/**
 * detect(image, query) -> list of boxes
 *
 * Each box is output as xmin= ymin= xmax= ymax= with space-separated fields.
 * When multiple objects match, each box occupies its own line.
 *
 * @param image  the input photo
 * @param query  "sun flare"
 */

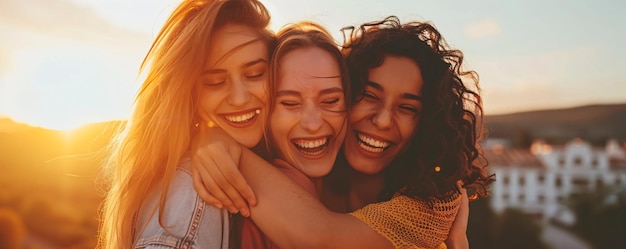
xmin=2 ymin=113 xmax=92 ymax=132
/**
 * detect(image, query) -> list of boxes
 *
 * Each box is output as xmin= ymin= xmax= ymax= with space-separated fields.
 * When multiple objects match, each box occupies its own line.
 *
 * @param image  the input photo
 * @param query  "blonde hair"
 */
xmin=97 ymin=0 xmax=273 ymax=248
xmin=264 ymin=22 xmax=351 ymax=154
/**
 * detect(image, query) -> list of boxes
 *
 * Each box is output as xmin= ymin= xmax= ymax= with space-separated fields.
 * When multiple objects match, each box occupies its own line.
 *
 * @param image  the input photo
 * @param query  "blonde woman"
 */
xmin=97 ymin=0 xmax=275 ymax=248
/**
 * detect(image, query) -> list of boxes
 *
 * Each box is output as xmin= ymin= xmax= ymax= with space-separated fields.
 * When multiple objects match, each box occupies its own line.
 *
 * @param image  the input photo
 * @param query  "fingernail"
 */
xmin=241 ymin=209 xmax=250 ymax=217
xmin=215 ymin=203 xmax=223 ymax=209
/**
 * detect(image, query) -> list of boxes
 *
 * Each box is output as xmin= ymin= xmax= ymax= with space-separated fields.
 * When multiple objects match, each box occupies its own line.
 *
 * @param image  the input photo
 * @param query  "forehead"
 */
xmin=368 ymin=55 xmax=423 ymax=95
xmin=279 ymin=47 xmax=342 ymax=89
xmin=207 ymin=23 xmax=264 ymax=66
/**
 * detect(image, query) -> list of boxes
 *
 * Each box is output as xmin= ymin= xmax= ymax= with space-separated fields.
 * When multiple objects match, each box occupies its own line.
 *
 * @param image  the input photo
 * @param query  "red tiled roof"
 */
xmin=484 ymin=148 xmax=545 ymax=169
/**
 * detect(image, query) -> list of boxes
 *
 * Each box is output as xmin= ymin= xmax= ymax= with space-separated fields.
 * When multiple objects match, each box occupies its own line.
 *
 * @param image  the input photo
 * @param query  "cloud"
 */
xmin=475 ymin=45 xmax=626 ymax=114
xmin=0 ymin=50 xmax=9 ymax=76
xmin=0 ymin=0 xmax=154 ymax=128
xmin=465 ymin=19 xmax=501 ymax=39
xmin=0 ymin=0 xmax=150 ymax=53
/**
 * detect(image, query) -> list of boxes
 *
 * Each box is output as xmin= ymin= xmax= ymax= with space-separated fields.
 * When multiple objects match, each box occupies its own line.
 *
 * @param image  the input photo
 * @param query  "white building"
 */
xmin=486 ymin=138 xmax=626 ymax=224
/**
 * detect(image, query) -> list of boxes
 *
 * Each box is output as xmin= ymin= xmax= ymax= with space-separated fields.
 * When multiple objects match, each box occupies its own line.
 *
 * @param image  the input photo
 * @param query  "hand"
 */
xmin=445 ymin=187 xmax=469 ymax=249
xmin=190 ymin=123 xmax=257 ymax=217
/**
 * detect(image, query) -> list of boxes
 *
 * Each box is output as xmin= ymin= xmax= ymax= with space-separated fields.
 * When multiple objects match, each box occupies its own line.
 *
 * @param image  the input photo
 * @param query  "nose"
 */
xmin=300 ymin=102 xmax=323 ymax=133
xmin=227 ymin=77 xmax=250 ymax=106
xmin=372 ymin=108 xmax=393 ymax=130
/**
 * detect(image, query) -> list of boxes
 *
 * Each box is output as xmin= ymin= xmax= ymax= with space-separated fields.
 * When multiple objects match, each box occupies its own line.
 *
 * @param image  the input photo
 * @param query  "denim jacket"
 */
xmin=134 ymin=157 xmax=230 ymax=249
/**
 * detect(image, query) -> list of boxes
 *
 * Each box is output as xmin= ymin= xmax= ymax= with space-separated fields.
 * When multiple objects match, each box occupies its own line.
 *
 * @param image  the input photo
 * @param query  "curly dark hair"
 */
xmin=341 ymin=16 xmax=494 ymax=201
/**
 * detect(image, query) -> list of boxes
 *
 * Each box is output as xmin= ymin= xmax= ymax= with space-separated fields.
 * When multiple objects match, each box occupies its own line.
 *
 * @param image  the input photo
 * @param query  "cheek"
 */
xmin=250 ymin=82 xmax=269 ymax=104
xmin=400 ymin=119 xmax=419 ymax=144
xmin=198 ymin=92 xmax=219 ymax=116
xmin=270 ymin=112 xmax=292 ymax=152
xmin=327 ymin=114 xmax=347 ymax=133
xmin=348 ymin=103 xmax=370 ymax=123
xmin=270 ymin=109 xmax=295 ymax=133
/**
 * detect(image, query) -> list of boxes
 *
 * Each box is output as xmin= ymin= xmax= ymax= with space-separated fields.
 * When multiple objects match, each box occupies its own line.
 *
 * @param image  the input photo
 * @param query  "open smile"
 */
xmin=220 ymin=109 xmax=260 ymax=127
xmin=292 ymin=136 xmax=330 ymax=157
xmin=355 ymin=131 xmax=391 ymax=153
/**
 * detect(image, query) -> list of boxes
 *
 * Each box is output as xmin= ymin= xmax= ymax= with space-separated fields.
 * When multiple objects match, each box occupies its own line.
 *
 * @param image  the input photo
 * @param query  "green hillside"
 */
xmin=485 ymin=103 xmax=626 ymax=147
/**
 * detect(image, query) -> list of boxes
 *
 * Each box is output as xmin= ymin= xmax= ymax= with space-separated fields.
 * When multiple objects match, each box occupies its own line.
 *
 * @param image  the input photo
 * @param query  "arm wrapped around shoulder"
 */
xmin=349 ymin=192 xmax=461 ymax=249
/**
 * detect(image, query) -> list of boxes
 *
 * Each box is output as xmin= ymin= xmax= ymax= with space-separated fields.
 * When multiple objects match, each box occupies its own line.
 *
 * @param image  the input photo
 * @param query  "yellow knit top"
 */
xmin=349 ymin=192 xmax=461 ymax=249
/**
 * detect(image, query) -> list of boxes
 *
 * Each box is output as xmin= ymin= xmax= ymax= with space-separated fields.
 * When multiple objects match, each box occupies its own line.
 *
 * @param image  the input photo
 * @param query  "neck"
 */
xmin=347 ymin=168 xmax=385 ymax=211
xmin=311 ymin=176 xmax=324 ymax=195
xmin=251 ymin=141 xmax=269 ymax=159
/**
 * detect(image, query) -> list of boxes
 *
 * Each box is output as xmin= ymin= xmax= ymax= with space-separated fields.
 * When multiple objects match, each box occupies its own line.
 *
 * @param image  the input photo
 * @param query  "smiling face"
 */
xmin=344 ymin=55 xmax=424 ymax=174
xmin=270 ymin=47 xmax=347 ymax=178
xmin=198 ymin=23 xmax=269 ymax=148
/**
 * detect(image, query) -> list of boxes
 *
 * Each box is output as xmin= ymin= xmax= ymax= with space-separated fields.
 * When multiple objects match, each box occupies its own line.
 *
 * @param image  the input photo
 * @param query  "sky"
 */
xmin=1 ymin=0 xmax=625 ymax=130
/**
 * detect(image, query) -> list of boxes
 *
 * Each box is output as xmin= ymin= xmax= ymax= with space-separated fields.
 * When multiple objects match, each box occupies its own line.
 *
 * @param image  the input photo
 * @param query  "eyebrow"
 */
xmin=276 ymin=87 xmax=344 ymax=97
xmin=203 ymin=59 xmax=268 ymax=75
xmin=365 ymin=81 xmax=422 ymax=101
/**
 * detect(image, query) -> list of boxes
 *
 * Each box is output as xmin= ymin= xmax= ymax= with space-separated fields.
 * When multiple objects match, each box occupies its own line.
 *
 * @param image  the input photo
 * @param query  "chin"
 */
xmin=345 ymin=156 xmax=383 ymax=175
xmin=233 ymin=134 xmax=262 ymax=148
xmin=353 ymin=165 xmax=384 ymax=175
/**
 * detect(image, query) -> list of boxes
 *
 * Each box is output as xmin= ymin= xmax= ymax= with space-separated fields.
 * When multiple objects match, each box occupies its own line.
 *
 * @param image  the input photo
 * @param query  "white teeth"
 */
xmin=360 ymin=143 xmax=384 ymax=153
xmin=224 ymin=110 xmax=258 ymax=123
xmin=358 ymin=133 xmax=389 ymax=149
xmin=294 ymin=138 xmax=328 ymax=148
xmin=357 ymin=133 xmax=390 ymax=154
xmin=293 ymin=137 xmax=329 ymax=156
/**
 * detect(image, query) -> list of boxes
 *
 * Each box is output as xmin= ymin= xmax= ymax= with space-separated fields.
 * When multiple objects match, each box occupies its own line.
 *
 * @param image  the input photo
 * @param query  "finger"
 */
xmin=204 ymin=155 xmax=248 ymax=215
xmin=194 ymin=153 xmax=239 ymax=213
xmin=192 ymin=166 xmax=223 ymax=208
xmin=454 ymin=188 xmax=470 ymax=229
xmin=445 ymin=188 xmax=470 ymax=249
xmin=213 ymin=155 xmax=253 ymax=216
xmin=226 ymin=144 xmax=257 ymax=207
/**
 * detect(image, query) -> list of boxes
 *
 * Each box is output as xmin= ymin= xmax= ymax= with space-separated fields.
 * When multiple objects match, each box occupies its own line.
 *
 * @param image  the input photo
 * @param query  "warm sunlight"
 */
xmin=2 ymin=0 xmax=625 ymax=131
xmin=6 ymin=112 xmax=98 ymax=132
xmin=2 ymin=1 xmax=625 ymax=249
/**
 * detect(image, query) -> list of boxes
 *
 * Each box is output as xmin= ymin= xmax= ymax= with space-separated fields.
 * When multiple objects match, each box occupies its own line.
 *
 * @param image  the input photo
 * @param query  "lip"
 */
xmin=218 ymin=108 xmax=261 ymax=128
xmin=291 ymin=135 xmax=331 ymax=159
xmin=352 ymin=130 xmax=394 ymax=159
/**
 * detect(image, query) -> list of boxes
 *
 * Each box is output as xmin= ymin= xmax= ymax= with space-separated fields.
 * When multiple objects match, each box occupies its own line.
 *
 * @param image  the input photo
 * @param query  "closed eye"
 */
xmin=362 ymin=91 xmax=378 ymax=100
xmin=246 ymin=70 xmax=266 ymax=79
xmin=400 ymin=106 xmax=419 ymax=113
xmin=202 ymin=79 xmax=226 ymax=86
xmin=400 ymin=105 xmax=421 ymax=117
xmin=280 ymin=101 xmax=300 ymax=107
xmin=322 ymin=98 xmax=340 ymax=105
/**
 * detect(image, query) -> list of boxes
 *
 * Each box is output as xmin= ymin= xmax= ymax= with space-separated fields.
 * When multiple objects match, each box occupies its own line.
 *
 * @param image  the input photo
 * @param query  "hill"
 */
xmin=0 ymin=117 xmax=38 ymax=133
xmin=0 ymin=118 xmax=124 ymax=248
xmin=0 ymin=103 xmax=624 ymax=247
xmin=485 ymin=103 xmax=626 ymax=147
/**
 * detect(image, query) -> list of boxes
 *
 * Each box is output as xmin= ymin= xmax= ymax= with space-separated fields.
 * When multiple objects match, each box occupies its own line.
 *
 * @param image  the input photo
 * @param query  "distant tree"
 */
xmin=0 ymin=207 xmax=26 ymax=249
xmin=468 ymin=198 xmax=550 ymax=249
xmin=468 ymin=197 xmax=496 ymax=249
xmin=569 ymin=187 xmax=626 ymax=249
xmin=494 ymin=208 xmax=549 ymax=249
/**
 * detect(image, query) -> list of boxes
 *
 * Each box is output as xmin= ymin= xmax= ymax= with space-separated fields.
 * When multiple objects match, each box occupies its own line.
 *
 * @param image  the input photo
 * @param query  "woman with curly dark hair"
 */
xmin=191 ymin=16 xmax=493 ymax=249
xmin=337 ymin=16 xmax=491 ymax=202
